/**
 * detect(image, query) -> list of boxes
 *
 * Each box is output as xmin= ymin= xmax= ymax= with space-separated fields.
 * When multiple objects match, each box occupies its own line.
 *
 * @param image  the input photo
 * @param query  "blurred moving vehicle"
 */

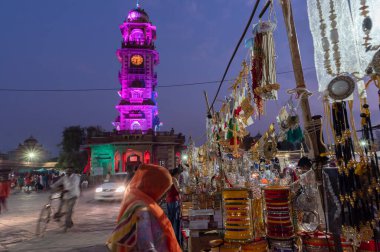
xmin=94 ymin=172 xmax=128 ymax=201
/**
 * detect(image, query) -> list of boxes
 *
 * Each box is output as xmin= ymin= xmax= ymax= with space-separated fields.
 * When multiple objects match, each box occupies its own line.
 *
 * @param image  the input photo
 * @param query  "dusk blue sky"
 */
xmin=0 ymin=1 xmax=378 ymax=157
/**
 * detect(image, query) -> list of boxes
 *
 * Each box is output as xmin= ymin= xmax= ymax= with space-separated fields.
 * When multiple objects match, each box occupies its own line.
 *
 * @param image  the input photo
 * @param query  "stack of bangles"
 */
xmin=263 ymin=186 xmax=294 ymax=240
xmin=222 ymin=189 xmax=253 ymax=243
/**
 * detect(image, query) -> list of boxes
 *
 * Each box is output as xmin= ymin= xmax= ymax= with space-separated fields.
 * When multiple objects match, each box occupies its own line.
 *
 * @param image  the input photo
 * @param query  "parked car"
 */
xmin=94 ymin=172 xmax=128 ymax=201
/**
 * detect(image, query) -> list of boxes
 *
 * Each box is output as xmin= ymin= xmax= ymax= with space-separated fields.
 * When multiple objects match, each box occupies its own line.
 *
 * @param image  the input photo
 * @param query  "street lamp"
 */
xmin=27 ymin=151 xmax=36 ymax=163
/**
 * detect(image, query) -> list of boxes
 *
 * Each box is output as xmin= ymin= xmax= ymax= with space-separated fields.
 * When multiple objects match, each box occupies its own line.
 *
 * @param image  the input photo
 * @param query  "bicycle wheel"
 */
xmin=36 ymin=205 xmax=51 ymax=236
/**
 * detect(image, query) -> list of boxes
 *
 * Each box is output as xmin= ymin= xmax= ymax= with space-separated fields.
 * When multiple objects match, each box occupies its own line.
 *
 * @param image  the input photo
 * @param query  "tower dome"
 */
xmin=24 ymin=136 xmax=38 ymax=145
xmin=127 ymin=6 xmax=149 ymax=23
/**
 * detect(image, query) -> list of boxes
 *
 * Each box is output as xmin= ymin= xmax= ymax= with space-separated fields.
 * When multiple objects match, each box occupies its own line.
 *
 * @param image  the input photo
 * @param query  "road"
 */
xmin=0 ymin=188 xmax=121 ymax=252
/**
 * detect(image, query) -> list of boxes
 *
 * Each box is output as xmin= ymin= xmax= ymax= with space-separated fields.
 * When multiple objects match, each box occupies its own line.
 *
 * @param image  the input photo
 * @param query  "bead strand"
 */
xmin=329 ymin=0 xmax=341 ymax=74
xmin=316 ymin=0 xmax=332 ymax=75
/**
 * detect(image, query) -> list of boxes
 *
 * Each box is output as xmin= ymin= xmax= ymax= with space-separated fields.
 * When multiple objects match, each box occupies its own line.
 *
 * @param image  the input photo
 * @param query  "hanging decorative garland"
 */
xmin=250 ymin=18 xmax=279 ymax=117
xmin=251 ymin=31 xmax=264 ymax=116
xmin=316 ymin=0 xmax=332 ymax=75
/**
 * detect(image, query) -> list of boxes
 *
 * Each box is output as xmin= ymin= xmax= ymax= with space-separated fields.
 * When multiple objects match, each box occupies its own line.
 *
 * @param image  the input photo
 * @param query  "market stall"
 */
xmin=177 ymin=0 xmax=380 ymax=251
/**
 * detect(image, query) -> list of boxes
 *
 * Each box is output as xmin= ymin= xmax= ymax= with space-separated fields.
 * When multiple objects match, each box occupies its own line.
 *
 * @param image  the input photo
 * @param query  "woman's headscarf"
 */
xmin=108 ymin=164 xmax=182 ymax=252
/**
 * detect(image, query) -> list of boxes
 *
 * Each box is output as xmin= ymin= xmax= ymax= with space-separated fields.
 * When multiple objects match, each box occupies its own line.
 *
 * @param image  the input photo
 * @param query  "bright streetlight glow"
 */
xmin=182 ymin=154 xmax=188 ymax=161
xmin=25 ymin=151 xmax=38 ymax=163
xmin=359 ymin=140 xmax=367 ymax=147
xmin=27 ymin=152 xmax=36 ymax=159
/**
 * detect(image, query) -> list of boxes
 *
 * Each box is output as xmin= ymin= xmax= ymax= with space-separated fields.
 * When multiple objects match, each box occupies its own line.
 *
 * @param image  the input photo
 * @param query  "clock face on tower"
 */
xmin=130 ymin=55 xmax=144 ymax=66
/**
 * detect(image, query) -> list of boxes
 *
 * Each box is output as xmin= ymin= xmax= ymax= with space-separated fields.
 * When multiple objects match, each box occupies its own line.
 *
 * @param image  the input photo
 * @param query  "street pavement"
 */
xmin=0 ymin=188 xmax=121 ymax=252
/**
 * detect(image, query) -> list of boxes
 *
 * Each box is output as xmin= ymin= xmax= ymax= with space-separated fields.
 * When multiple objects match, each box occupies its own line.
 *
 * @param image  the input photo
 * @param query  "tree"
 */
xmin=57 ymin=125 xmax=105 ymax=173
xmin=60 ymin=126 xmax=84 ymax=153
xmin=86 ymin=126 xmax=105 ymax=138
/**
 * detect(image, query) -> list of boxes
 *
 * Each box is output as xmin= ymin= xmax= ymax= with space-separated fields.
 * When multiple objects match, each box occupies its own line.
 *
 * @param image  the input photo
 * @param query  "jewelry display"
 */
xmin=178 ymin=1 xmax=380 ymax=249
xmin=330 ymin=102 xmax=364 ymax=241
xmin=222 ymin=188 xmax=253 ymax=243
xmin=261 ymin=124 xmax=278 ymax=161
xmin=277 ymin=96 xmax=304 ymax=145
xmin=328 ymin=0 xmax=341 ymax=75
xmin=360 ymin=0 xmax=372 ymax=51
xmin=365 ymin=50 xmax=380 ymax=110
xmin=316 ymin=0 xmax=332 ymax=75
xmin=263 ymin=186 xmax=294 ymax=240
xmin=359 ymin=0 xmax=380 ymax=53
xmin=327 ymin=75 xmax=355 ymax=101
xmin=250 ymin=18 xmax=279 ymax=117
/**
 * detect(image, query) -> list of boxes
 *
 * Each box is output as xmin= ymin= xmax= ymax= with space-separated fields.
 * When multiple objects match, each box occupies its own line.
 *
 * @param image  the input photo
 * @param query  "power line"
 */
xmin=207 ymin=0 xmax=261 ymax=115
xmin=0 ymin=88 xmax=115 ymax=92
xmin=0 ymin=66 xmax=315 ymax=92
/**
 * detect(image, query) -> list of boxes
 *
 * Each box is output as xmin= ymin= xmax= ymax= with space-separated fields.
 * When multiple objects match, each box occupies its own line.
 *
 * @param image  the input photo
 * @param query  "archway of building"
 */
xmin=114 ymin=151 xmax=121 ymax=173
xmin=126 ymin=153 xmax=141 ymax=178
xmin=131 ymin=121 xmax=142 ymax=131
xmin=122 ymin=150 xmax=142 ymax=174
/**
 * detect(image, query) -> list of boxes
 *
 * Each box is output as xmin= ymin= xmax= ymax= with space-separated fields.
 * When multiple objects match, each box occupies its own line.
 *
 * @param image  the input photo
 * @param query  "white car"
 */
xmin=94 ymin=172 xmax=129 ymax=201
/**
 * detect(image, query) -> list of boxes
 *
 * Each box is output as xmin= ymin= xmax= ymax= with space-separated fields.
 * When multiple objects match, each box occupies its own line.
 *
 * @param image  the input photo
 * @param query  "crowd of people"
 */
xmin=11 ymin=172 xmax=63 ymax=192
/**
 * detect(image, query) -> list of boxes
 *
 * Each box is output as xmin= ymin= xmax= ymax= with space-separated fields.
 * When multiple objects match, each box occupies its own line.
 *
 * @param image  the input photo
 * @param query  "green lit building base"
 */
xmin=84 ymin=131 xmax=185 ymax=176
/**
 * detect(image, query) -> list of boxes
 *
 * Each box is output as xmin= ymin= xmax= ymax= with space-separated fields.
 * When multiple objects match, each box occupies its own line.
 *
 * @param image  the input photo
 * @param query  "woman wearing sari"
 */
xmin=107 ymin=164 xmax=182 ymax=252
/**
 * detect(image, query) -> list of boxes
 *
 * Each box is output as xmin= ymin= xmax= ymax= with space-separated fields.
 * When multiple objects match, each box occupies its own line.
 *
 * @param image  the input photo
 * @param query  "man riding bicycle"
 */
xmin=50 ymin=168 xmax=80 ymax=230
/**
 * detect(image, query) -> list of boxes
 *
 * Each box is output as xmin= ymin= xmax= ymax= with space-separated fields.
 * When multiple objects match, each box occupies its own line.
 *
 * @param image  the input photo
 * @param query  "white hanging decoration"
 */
xmin=306 ymin=0 xmax=361 ymax=97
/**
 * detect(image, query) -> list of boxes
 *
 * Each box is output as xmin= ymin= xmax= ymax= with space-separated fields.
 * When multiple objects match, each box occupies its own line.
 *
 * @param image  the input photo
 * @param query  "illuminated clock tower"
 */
xmin=113 ymin=3 xmax=160 ymax=132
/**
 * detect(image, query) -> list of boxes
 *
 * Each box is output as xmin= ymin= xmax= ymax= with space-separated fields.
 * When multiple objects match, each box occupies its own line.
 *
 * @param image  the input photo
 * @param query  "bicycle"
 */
xmin=35 ymin=192 xmax=63 ymax=236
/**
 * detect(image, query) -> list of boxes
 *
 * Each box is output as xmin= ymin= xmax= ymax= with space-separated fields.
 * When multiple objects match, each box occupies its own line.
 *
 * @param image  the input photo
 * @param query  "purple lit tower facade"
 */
xmin=113 ymin=5 xmax=160 ymax=132
xmin=83 ymin=4 xmax=185 ymax=176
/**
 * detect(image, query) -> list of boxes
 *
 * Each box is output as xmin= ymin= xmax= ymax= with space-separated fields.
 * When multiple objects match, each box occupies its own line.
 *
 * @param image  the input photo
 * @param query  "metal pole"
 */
xmin=279 ymin=0 xmax=325 ymax=161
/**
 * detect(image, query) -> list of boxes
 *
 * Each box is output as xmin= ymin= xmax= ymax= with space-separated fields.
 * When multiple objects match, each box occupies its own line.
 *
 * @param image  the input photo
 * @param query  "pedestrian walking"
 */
xmin=166 ymin=168 xmax=182 ymax=245
xmin=0 ymin=178 xmax=10 ymax=213
xmin=39 ymin=174 xmax=44 ymax=191
xmin=24 ymin=175 xmax=32 ymax=192
xmin=50 ymin=168 xmax=80 ymax=230
xmin=34 ymin=175 xmax=40 ymax=192
xmin=17 ymin=176 xmax=24 ymax=190
xmin=107 ymin=164 xmax=181 ymax=252
xmin=43 ymin=174 xmax=49 ymax=190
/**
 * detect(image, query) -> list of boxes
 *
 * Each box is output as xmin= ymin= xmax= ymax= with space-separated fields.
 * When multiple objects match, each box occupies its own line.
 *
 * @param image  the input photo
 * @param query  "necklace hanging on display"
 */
xmin=362 ymin=17 xmax=372 ymax=34
xmin=365 ymin=50 xmax=380 ymax=110
xmin=367 ymin=49 xmax=380 ymax=75
xmin=327 ymin=75 xmax=355 ymax=100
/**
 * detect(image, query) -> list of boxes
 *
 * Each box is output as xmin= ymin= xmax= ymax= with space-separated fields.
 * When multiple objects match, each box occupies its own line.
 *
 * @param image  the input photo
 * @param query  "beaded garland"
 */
xmin=328 ymin=0 xmax=341 ymax=75
xmin=316 ymin=0 xmax=333 ymax=75
xmin=360 ymin=0 xmax=380 ymax=52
